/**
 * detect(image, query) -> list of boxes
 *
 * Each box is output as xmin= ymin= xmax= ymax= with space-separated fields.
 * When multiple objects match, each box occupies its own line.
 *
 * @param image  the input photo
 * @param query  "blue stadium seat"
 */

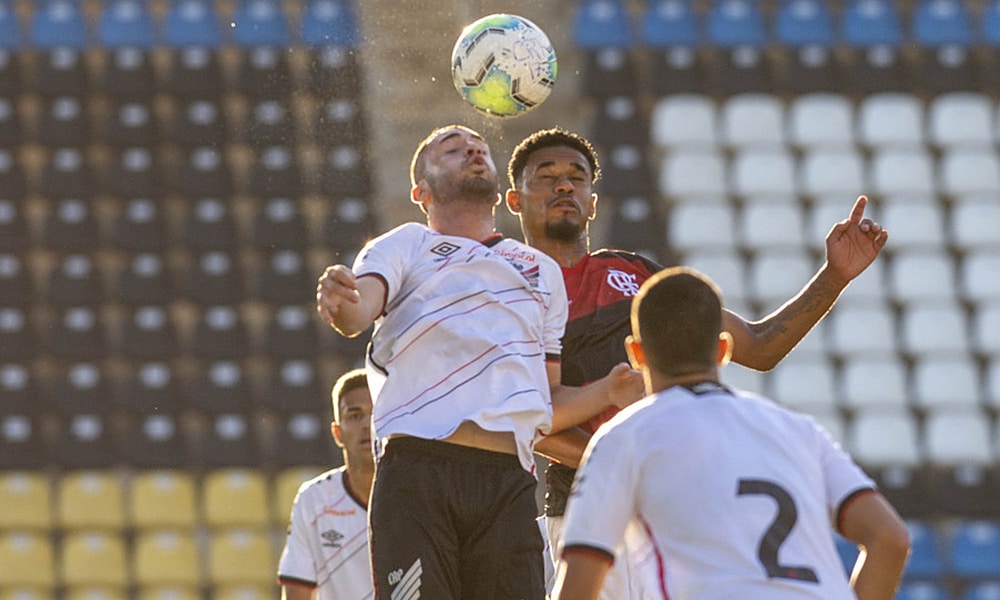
xmin=706 ymin=0 xmax=772 ymax=94
xmin=640 ymin=0 xmax=707 ymax=95
xmin=573 ymin=0 xmax=632 ymax=49
xmin=31 ymin=0 xmax=89 ymax=49
xmin=963 ymin=581 xmax=1000 ymax=600
xmin=774 ymin=0 xmax=841 ymax=93
xmin=840 ymin=0 xmax=908 ymax=93
xmin=163 ymin=0 xmax=223 ymax=48
xmin=232 ymin=0 xmax=293 ymax=97
xmin=99 ymin=0 xmax=156 ymax=48
xmin=232 ymin=0 xmax=290 ymax=47
xmin=949 ymin=521 xmax=1000 ymax=580
xmin=896 ymin=581 xmax=950 ymax=600
xmin=833 ymin=533 xmax=859 ymax=575
xmin=912 ymin=0 xmax=978 ymax=92
xmin=905 ymin=520 xmax=946 ymax=581
xmin=0 ymin=1 xmax=21 ymax=97
xmin=301 ymin=0 xmax=360 ymax=48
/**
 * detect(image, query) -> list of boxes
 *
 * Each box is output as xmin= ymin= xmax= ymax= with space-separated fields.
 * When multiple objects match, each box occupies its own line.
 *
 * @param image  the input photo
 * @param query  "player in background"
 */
xmin=315 ymin=125 xmax=642 ymax=600
xmin=277 ymin=369 xmax=375 ymax=600
xmin=553 ymin=267 xmax=910 ymax=600
xmin=504 ymin=128 xmax=890 ymax=599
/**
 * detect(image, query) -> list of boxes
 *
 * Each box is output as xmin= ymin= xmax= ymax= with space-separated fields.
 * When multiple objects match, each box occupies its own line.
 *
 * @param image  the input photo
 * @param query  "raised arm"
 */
xmin=839 ymin=491 xmax=911 ymax=600
xmin=726 ymin=195 xmax=889 ymax=370
xmin=316 ymin=264 xmax=386 ymax=337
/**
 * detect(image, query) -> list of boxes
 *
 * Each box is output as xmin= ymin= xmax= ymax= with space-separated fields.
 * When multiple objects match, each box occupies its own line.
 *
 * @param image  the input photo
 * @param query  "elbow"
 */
xmin=862 ymin=521 xmax=912 ymax=565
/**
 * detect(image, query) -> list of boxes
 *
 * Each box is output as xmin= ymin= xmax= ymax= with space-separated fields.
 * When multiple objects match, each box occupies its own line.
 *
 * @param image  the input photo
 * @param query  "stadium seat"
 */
xmin=650 ymin=94 xmax=718 ymax=150
xmin=31 ymin=0 xmax=90 ymax=97
xmin=950 ymin=194 xmax=1000 ymax=251
xmin=887 ymin=250 xmax=956 ymax=304
xmin=746 ymin=251 xmax=815 ymax=307
xmin=172 ymin=98 xmax=228 ymax=147
xmin=0 ymin=361 xmax=39 ymax=415
xmin=306 ymin=45 xmax=362 ymax=99
xmin=961 ymin=251 xmax=1000 ymax=303
xmin=174 ymin=147 xmax=234 ymax=198
xmin=840 ymin=355 xmax=909 ymax=410
xmin=313 ymin=96 xmax=368 ymax=147
xmin=0 ymin=96 xmax=21 ymax=146
xmin=98 ymin=0 xmax=157 ymax=98
xmin=133 ymin=530 xmax=201 ymax=588
xmin=56 ymin=470 xmax=126 ymax=530
xmin=318 ymin=143 xmax=373 ymax=198
xmin=117 ymin=253 xmax=175 ymax=305
xmin=59 ymin=531 xmax=128 ymax=588
xmin=42 ymin=198 xmax=100 ymax=252
xmin=737 ymin=202 xmax=806 ymax=250
xmin=41 ymin=148 xmax=96 ymax=202
xmin=322 ymin=196 xmax=379 ymax=254
xmin=597 ymin=143 xmax=655 ymax=197
xmin=135 ymin=586 xmax=201 ymax=600
xmin=302 ymin=0 xmax=360 ymax=48
xmin=0 ymin=0 xmax=22 ymax=94
xmin=910 ymin=355 xmax=981 ymax=410
xmin=246 ymin=145 xmax=304 ymax=199
xmin=774 ymin=0 xmax=841 ymax=93
xmin=846 ymin=406 xmax=922 ymax=467
xmin=719 ymin=94 xmax=786 ymax=149
xmin=0 ymin=149 xmax=27 ymax=202
xmin=272 ymin=466 xmax=327 ymax=525
xmin=658 ymin=149 xmax=728 ymax=198
xmin=679 ymin=249 xmax=747 ymax=305
xmin=641 ymin=0 xmax=706 ymax=95
xmin=963 ymin=581 xmax=1000 ymax=600
xmin=214 ymin=585 xmax=273 ymax=600
xmin=251 ymin=197 xmax=309 ymax=250
xmin=185 ymin=360 xmax=254 ymax=414
xmin=106 ymin=147 xmax=162 ymax=199
xmin=869 ymin=148 xmax=936 ymax=197
xmin=798 ymin=148 xmax=867 ymax=198
xmin=667 ymin=202 xmax=737 ymax=252
xmin=47 ymin=306 xmax=109 ymax=361
xmin=939 ymin=148 xmax=1000 ymax=197
xmin=0 ymin=253 xmax=35 ymax=306
xmin=948 ymin=520 xmax=1000 ymax=579
xmin=0 ymin=532 xmax=55 ymax=588
xmin=104 ymin=100 xmax=159 ymax=148
xmin=47 ymin=254 xmax=104 ymax=306
xmin=63 ymin=588 xmax=127 ymax=600
xmin=924 ymin=407 xmax=998 ymax=516
xmin=47 ymin=362 xmax=113 ymax=416
xmin=110 ymin=198 xmax=169 ymax=252
xmin=180 ymin=197 xmax=238 ymax=251
xmin=767 ymin=354 xmax=837 ymax=412
xmin=720 ymin=363 xmax=766 ymax=395
xmin=197 ymin=412 xmax=261 ymax=468
xmin=36 ymin=95 xmax=89 ymax=148
xmin=183 ymin=252 xmax=245 ymax=305
xmin=118 ymin=361 xmax=184 ymax=415
xmin=272 ymin=411 xmax=339 ymax=467
xmin=900 ymin=301 xmax=971 ymax=356
xmin=243 ymin=97 xmax=296 ymax=147
xmin=706 ymin=0 xmax=773 ymax=94
xmin=0 ymin=199 xmax=30 ymax=251
xmin=202 ymin=469 xmax=269 ymax=529
xmin=253 ymin=250 xmax=312 ymax=305
xmin=53 ymin=412 xmax=118 ymax=469
xmin=605 ymin=196 xmax=668 ymax=262
xmin=121 ymin=412 xmax=189 ymax=469
xmin=0 ymin=307 xmax=35 ymax=361
xmin=904 ymin=520 xmax=946 ymax=581
xmin=730 ymin=148 xmax=797 ymax=198
xmin=189 ymin=305 xmax=252 ymax=359
xmin=912 ymin=0 xmax=979 ymax=94
xmin=259 ymin=358 xmax=325 ymax=413
xmin=0 ymin=414 xmax=48 ymax=469
xmin=833 ymin=533 xmax=859 ymax=575
xmin=129 ymin=470 xmax=198 ymax=530
xmin=840 ymin=0 xmax=908 ymax=93
xmin=895 ymin=581 xmax=949 ymax=600
xmin=826 ymin=303 xmax=896 ymax=357
xmin=263 ymin=304 xmax=320 ymax=358
xmin=231 ymin=0 xmax=293 ymax=96
xmin=0 ymin=471 xmax=52 ymax=530
xmin=857 ymin=93 xmax=925 ymax=149
xmin=927 ymin=93 xmax=994 ymax=149
xmin=880 ymin=199 xmax=947 ymax=250
xmin=163 ymin=0 xmax=224 ymax=96
xmin=973 ymin=302 xmax=1000 ymax=357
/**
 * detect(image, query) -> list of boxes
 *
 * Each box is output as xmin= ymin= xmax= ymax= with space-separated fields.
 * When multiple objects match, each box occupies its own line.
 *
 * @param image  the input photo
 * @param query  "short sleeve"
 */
xmin=543 ymin=261 xmax=568 ymax=358
xmin=276 ymin=484 xmax=318 ymax=587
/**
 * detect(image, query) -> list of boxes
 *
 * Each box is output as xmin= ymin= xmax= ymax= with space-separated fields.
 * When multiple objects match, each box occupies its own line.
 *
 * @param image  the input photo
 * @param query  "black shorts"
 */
xmin=369 ymin=437 xmax=545 ymax=600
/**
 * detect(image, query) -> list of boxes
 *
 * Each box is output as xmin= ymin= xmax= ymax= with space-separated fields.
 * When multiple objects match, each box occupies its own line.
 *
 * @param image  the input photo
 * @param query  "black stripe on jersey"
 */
xmin=561 ymin=543 xmax=615 ymax=565
xmin=278 ymin=575 xmax=318 ymax=589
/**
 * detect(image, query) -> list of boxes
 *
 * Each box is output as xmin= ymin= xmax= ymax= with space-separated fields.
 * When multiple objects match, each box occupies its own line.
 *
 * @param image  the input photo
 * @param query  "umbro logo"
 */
xmin=431 ymin=241 xmax=460 ymax=257
xmin=321 ymin=529 xmax=344 ymax=548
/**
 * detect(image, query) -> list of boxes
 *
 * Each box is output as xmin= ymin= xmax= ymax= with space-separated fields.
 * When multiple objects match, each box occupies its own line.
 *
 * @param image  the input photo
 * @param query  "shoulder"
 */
xmin=493 ymin=238 xmax=564 ymax=274
xmin=297 ymin=467 xmax=345 ymax=497
xmin=589 ymin=249 xmax=663 ymax=273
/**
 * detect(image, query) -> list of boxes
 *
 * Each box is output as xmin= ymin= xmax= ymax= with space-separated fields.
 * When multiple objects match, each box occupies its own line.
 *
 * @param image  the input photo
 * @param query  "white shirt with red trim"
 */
xmin=561 ymin=382 xmax=875 ymax=600
xmin=353 ymin=222 xmax=567 ymax=472
xmin=277 ymin=467 xmax=372 ymax=599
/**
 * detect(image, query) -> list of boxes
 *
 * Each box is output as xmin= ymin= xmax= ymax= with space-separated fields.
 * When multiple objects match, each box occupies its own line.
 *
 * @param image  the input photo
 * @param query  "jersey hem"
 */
xmin=561 ymin=543 xmax=615 ymax=565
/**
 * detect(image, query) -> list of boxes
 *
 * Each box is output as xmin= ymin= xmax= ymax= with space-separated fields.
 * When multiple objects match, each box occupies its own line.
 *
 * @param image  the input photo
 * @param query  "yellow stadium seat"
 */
xmin=0 ymin=532 xmax=55 ymax=588
xmin=271 ymin=465 xmax=325 ymax=526
xmin=0 ymin=587 xmax=50 ymax=600
xmin=215 ymin=584 xmax=275 ymax=600
xmin=56 ymin=471 xmax=125 ymax=530
xmin=63 ymin=587 xmax=128 ymax=600
xmin=59 ymin=531 xmax=129 ymax=588
xmin=135 ymin=586 xmax=202 ymax=600
xmin=133 ymin=530 xmax=201 ymax=588
xmin=0 ymin=471 xmax=51 ymax=530
xmin=129 ymin=470 xmax=197 ymax=530
xmin=207 ymin=528 xmax=274 ymax=587
xmin=202 ymin=469 xmax=268 ymax=529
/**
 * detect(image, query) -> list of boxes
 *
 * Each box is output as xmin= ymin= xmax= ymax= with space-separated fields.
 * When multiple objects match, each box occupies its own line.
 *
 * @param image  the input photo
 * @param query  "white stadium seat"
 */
xmin=798 ymin=148 xmax=867 ymax=198
xmin=659 ymin=149 xmax=727 ymax=198
xmin=926 ymin=92 xmax=995 ymax=149
xmin=840 ymin=356 xmax=909 ymax=410
xmin=650 ymin=94 xmax=718 ymax=150
xmin=719 ymin=93 xmax=786 ymax=148
xmin=857 ymin=93 xmax=924 ymax=148
xmin=787 ymin=93 xmax=855 ymax=149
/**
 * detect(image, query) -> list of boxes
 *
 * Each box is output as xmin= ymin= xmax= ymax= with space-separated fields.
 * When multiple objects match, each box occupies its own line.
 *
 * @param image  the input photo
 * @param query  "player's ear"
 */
xmin=718 ymin=331 xmax=733 ymax=367
xmin=331 ymin=422 xmax=345 ymax=448
xmin=625 ymin=335 xmax=646 ymax=369
xmin=411 ymin=182 xmax=430 ymax=214
xmin=588 ymin=192 xmax=598 ymax=221
xmin=505 ymin=189 xmax=522 ymax=214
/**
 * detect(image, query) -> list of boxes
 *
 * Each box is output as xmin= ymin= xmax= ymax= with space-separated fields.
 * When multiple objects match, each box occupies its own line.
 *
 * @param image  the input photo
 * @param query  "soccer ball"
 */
xmin=451 ymin=14 xmax=557 ymax=118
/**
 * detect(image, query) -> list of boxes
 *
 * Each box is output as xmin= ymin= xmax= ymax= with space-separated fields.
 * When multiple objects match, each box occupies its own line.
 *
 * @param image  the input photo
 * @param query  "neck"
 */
xmin=525 ymin=232 xmax=589 ymax=268
xmin=343 ymin=455 xmax=374 ymax=507
xmin=647 ymin=367 xmax=720 ymax=395
xmin=428 ymin=202 xmax=497 ymax=241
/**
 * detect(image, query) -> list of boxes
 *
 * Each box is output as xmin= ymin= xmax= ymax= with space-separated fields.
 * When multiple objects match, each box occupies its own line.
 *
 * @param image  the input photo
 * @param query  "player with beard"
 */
xmin=315 ymin=125 xmax=643 ymax=600
xmin=504 ymin=128 xmax=889 ymax=600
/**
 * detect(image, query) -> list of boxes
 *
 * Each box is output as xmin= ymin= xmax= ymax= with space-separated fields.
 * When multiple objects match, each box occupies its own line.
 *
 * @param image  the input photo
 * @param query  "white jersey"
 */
xmin=562 ymin=382 xmax=875 ymax=600
xmin=277 ymin=468 xmax=373 ymax=599
xmin=353 ymin=222 xmax=567 ymax=472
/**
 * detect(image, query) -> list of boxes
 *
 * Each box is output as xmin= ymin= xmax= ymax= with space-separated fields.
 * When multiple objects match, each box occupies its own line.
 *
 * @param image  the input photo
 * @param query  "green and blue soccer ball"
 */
xmin=451 ymin=14 xmax=558 ymax=118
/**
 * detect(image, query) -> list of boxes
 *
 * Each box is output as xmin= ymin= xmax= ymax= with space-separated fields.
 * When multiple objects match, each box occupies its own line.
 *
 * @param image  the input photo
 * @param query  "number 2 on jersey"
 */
xmin=737 ymin=478 xmax=819 ymax=583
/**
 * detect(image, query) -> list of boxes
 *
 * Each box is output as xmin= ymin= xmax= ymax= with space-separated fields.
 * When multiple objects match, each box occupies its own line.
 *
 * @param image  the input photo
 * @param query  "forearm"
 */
xmin=535 ymin=427 xmax=590 ymax=468
xmin=550 ymin=382 xmax=613 ymax=434
xmin=849 ymin=542 xmax=910 ymax=600
xmin=552 ymin=553 xmax=610 ymax=600
xmin=281 ymin=582 xmax=315 ymax=600
xmin=841 ymin=492 xmax=911 ymax=600
xmin=730 ymin=262 xmax=848 ymax=370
